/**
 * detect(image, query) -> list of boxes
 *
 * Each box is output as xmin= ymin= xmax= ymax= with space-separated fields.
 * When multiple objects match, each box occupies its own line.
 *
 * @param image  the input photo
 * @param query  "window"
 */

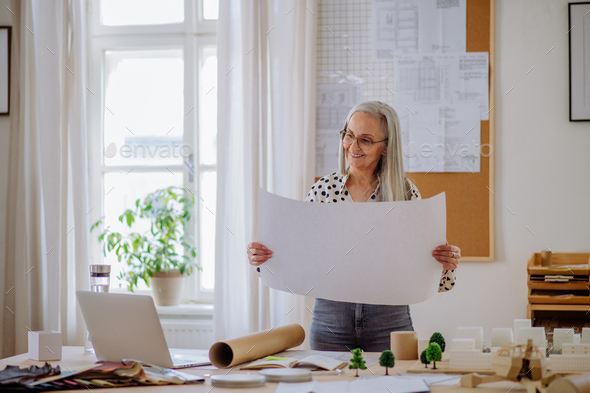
xmin=87 ymin=0 xmax=217 ymax=302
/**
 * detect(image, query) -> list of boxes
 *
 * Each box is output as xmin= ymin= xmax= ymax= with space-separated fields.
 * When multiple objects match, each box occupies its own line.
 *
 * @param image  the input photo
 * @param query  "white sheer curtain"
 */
xmin=1 ymin=0 xmax=90 ymax=357
xmin=215 ymin=0 xmax=317 ymax=343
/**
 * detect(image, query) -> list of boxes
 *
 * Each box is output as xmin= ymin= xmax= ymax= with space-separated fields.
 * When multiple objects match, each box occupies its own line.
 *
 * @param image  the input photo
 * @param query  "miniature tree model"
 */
xmin=426 ymin=342 xmax=442 ymax=370
xmin=349 ymin=348 xmax=367 ymax=377
xmin=379 ymin=350 xmax=395 ymax=375
xmin=420 ymin=349 xmax=430 ymax=368
xmin=429 ymin=332 xmax=446 ymax=352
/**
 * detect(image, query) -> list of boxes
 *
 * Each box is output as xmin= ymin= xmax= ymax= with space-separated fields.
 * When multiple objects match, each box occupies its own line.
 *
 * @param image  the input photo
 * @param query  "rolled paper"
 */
xmin=209 ymin=324 xmax=305 ymax=368
xmin=390 ymin=331 xmax=418 ymax=360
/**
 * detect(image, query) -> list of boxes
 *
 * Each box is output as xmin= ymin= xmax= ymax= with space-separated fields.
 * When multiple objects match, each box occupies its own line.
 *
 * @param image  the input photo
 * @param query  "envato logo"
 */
xmin=402 ymin=142 xmax=493 ymax=158
xmin=104 ymin=142 xmax=193 ymax=159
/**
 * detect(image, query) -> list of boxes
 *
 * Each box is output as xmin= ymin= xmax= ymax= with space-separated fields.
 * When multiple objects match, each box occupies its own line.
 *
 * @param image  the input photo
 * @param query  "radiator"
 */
xmin=161 ymin=319 xmax=214 ymax=349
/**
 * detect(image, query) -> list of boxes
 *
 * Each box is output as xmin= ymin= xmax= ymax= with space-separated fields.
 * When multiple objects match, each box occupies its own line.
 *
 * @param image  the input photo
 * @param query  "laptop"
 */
xmin=76 ymin=291 xmax=212 ymax=369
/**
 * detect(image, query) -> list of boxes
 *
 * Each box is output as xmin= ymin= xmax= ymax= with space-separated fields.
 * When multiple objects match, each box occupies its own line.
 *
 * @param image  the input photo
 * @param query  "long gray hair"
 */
xmin=338 ymin=101 xmax=412 ymax=202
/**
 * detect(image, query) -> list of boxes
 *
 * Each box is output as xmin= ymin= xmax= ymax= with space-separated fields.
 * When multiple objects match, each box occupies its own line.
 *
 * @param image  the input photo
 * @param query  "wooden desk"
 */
xmin=0 ymin=347 xmax=528 ymax=392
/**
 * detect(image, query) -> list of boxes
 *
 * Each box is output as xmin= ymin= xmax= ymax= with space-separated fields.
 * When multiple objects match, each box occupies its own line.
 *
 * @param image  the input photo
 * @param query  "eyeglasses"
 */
xmin=340 ymin=130 xmax=387 ymax=151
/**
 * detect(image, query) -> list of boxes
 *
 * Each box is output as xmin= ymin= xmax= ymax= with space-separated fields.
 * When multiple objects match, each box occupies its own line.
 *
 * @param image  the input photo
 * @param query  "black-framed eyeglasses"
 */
xmin=340 ymin=130 xmax=387 ymax=151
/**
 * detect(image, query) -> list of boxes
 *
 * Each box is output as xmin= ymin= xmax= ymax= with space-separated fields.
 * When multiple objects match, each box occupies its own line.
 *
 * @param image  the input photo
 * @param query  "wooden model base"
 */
xmin=460 ymin=373 xmax=559 ymax=393
xmin=407 ymin=359 xmax=589 ymax=376
xmin=406 ymin=358 xmax=496 ymax=375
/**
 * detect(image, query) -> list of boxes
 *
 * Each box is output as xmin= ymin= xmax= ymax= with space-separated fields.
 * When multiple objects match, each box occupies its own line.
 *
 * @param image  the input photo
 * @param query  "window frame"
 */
xmin=90 ymin=0 xmax=195 ymax=36
xmin=87 ymin=0 xmax=216 ymax=303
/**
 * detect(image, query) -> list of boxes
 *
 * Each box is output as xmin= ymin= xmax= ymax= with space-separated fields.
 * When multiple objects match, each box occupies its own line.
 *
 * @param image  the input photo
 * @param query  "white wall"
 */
xmin=0 ymin=0 xmax=15 ymax=296
xmin=410 ymin=0 xmax=590 ymax=346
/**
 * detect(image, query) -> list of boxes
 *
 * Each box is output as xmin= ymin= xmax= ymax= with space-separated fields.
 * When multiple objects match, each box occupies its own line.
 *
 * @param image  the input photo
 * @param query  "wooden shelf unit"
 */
xmin=526 ymin=253 xmax=590 ymax=334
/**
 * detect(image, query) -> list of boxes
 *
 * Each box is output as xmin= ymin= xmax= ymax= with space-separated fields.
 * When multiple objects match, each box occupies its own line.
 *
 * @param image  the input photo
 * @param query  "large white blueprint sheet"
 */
xmin=371 ymin=0 xmax=466 ymax=61
xmin=257 ymin=189 xmax=446 ymax=305
xmin=315 ymin=84 xmax=362 ymax=177
xmin=397 ymin=104 xmax=481 ymax=173
xmin=393 ymin=52 xmax=490 ymax=120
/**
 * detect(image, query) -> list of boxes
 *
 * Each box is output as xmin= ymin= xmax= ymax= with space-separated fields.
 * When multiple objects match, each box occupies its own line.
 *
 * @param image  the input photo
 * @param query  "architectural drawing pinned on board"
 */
xmin=440 ymin=105 xmax=481 ymax=172
xmin=397 ymin=104 xmax=481 ymax=173
xmin=315 ymin=84 xmax=362 ymax=177
xmin=371 ymin=0 xmax=466 ymax=61
xmin=257 ymin=189 xmax=446 ymax=305
xmin=393 ymin=52 xmax=490 ymax=120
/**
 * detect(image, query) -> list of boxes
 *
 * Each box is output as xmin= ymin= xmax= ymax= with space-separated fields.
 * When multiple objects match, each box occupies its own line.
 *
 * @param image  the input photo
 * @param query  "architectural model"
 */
xmin=548 ymin=332 xmax=590 ymax=371
xmin=445 ymin=320 xmax=590 ymax=372
xmin=449 ymin=330 xmax=493 ymax=370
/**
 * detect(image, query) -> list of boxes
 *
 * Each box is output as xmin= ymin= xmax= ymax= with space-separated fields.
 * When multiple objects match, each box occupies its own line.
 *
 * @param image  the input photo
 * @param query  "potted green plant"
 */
xmin=91 ymin=186 xmax=199 ymax=306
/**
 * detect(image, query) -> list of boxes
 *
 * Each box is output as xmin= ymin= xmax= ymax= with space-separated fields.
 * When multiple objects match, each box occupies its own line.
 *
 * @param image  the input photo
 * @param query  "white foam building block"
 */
xmin=553 ymin=328 xmax=575 ymax=352
xmin=491 ymin=328 xmax=513 ymax=348
xmin=513 ymin=319 xmax=531 ymax=344
xmin=452 ymin=338 xmax=475 ymax=351
xmin=518 ymin=327 xmax=546 ymax=347
xmin=549 ymin=354 xmax=590 ymax=371
xmin=575 ymin=334 xmax=581 ymax=344
xmin=450 ymin=351 xmax=493 ymax=370
xmin=583 ymin=328 xmax=590 ymax=344
xmin=28 ymin=331 xmax=62 ymax=361
xmin=456 ymin=327 xmax=484 ymax=350
xmin=562 ymin=343 xmax=590 ymax=355
xmin=418 ymin=338 xmax=430 ymax=355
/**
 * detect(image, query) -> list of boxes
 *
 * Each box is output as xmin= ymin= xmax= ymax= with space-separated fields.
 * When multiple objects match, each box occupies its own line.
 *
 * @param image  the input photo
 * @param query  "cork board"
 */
xmin=316 ymin=0 xmax=495 ymax=260
xmin=406 ymin=0 xmax=495 ymax=260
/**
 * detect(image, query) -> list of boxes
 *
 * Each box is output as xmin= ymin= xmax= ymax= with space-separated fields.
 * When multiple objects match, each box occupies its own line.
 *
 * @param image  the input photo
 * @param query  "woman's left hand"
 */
xmin=432 ymin=242 xmax=460 ymax=271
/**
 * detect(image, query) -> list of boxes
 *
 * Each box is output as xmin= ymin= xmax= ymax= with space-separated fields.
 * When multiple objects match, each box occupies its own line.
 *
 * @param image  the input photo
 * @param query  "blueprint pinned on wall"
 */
xmin=393 ymin=52 xmax=489 ymax=120
xmin=371 ymin=0 xmax=466 ymax=61
xmin=396 ymin=104 xmax=481 ymax=173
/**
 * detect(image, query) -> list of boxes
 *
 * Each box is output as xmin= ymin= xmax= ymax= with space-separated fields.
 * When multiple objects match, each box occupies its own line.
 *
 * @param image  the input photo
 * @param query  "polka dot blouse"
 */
xmin=305 ymin=171 xmax=456 ymax=293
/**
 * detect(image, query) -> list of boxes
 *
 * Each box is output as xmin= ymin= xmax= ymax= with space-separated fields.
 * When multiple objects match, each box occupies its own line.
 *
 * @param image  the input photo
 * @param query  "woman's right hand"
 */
xmin=247 ymin=242 xmax=273 ymax=266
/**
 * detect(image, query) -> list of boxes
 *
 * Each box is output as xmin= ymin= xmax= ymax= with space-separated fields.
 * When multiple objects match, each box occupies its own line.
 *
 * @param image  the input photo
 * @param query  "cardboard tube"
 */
xmin=209 ymin=324 xmax=305 ymax=368
xmin=548 ymin=374 xmax=590 ymax=393
xmin=390 ymin=331 xmax=418 ymax=360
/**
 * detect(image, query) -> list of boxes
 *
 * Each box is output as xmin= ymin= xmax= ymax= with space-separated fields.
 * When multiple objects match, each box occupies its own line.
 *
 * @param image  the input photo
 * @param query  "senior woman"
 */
xmin=247 ymin=101 xmax=460 ymax=352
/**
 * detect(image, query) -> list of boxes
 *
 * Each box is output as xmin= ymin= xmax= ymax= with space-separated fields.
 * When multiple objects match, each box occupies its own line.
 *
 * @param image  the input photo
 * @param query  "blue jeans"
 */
xmin=309 ymin=298 xmax=414 ymax=352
